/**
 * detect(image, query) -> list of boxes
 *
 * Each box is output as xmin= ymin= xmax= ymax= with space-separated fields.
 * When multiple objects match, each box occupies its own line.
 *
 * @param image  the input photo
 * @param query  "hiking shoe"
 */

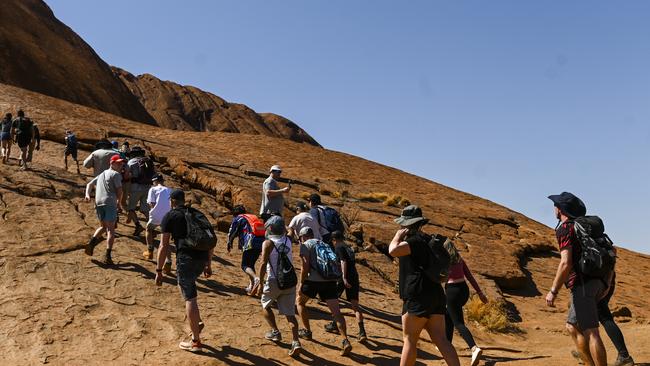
xmin=358 ymin=328 xmax=367 ymax=342
xmin=471 ymin=346 xmax=483 ymax=366
xmin=162 ymin=261 xmax=172 ymax=276
xmin=133 ymin=225 xmax=144 ymax=237
xmin=179 ymin=338 xmax=202 ymax=352
xmin=289 ymin=341 xmax=302 ymax=357
xmin=103 ymin=252 xmax=114 ymax=265
xmin=324 ymin=321 xmax=339 ymax=334
xmin=143 ymin=249 xmax=153 ymax=260
xmin=298 ymin=329 xmax=312 ymax=340
xmin=614 ymin=355 xmax=634 ymax=366
xmin=85 ymin=237 xmax=100 ymax=256
xmin=340 ymin=339 xmax=352 ymax=356
xmin=265 ymin=329 xmax=282 ymax=342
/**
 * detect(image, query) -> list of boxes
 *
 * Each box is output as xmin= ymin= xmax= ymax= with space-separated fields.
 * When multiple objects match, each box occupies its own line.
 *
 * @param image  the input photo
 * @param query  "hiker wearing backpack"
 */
xmin=323 ymin=230 xmax=367 ymax=342
xmin=307 ymin=193 xmax=345 ymax=244
xmin=443 ymin=240 xmax=488 ymax=366
xmin=12 ymin=110 xmax=34 ymax=170
xmin=388 ymin=205 xmax=460 ymax=366
xmin=26 ymin=123 xmax=40 ymax=163
xmin=126 ymin=146 xmax=154 ymax=236
xmin=545 ymin=192 xmax=609 ymax=366
xmin=296 ymin=226 xmax=353 ymax=356
xmin=226 ymin=205 xmax=266 ymax=295
xmin=252 ymin=215 xmax=302 ymax=357
xmin=83 ymin=140 xmax=119 ymax=177
xmin=143 ymin=174 xmax=173 ymax=272
xmin=288 ymin=201 xmax=324 ymax=241
xmin=155 ymin=189 xmax=216 ymax=353
xmin=63 ymin=130 xmax=81 ymax=174
xmin=1 ymin=113 xmax=13 ymax=164
xmin=84 ymin=155 xmax=125 ymax=265
xmin=259 ymin=165 xmax=291 ymax=221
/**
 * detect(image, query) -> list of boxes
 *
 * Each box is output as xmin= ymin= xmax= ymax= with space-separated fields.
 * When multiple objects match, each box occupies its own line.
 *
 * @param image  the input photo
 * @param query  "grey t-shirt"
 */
xmin=300 ymin=238 xmax=335 ymax=282
xmin=259 ymin=176 xmax=283 ymax=216
xmin=91 ymin=169 xmax=123 ymax=207
xmin=83 ymin=149 xmax=118 ymax=177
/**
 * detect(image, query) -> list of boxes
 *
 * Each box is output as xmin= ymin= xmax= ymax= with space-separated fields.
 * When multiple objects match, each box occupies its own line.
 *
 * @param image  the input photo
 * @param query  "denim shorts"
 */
xmin=0 ymin=132 xmax=10 ymax=141
xmin=177 ymin=252 xmax=208 ymax=301
xmin=95 ymin=205 xmax=117 ymax=222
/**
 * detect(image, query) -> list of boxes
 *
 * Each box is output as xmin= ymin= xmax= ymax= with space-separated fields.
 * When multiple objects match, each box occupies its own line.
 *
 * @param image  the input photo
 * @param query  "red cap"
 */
xmin=110 ymin=155 xmax=125 ymax=164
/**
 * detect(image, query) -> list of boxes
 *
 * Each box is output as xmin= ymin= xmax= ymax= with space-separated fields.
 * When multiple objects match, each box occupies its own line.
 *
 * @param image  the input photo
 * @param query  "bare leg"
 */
xmin=584 ymin=328 xmax=607 ymax=366
xmin=400 ymin=312 xmax=427 ymax=366
xmin=351 ymin=299 xmax=364 ymax=323
xmin=263 ymin=306 xmax=278 ymax=331
xmin=93 ymin=226 xmax=106 ymax=239
xmin=287 ymin=315 xmax=299 ymax=342
xmin=326 ymin=298 xmax=349 ymax=339
xmin=567 ymin=323 xmax=595 ymax=366
xmin=186 ymin=298 xmax=202 ymax=343
xmin=297 ymin=293 xmax=311 ymax=331
xmin=105 ymin=221 xmax=116 ymax=250
xmin=425 ymin=314 xmax=460 ymax=366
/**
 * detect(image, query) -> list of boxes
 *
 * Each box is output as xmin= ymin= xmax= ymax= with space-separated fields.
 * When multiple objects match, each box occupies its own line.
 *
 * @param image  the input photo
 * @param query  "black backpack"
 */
xmin=132 ymin=157 xmax=155 ymax=185
xmin=182 ymin=207 xmax=217 ymax=252
xmin=14 ymin=117 xmax=33 ymax=137
xmin=316 ymin=206 xmax=345 ymax=234
xmin=270 ymin=238 xmax=298 ymax=289
xmin=573 ymin=216 xmax=616 ymax=282
xmin=419 ymin=234 xmax=452 ymax=283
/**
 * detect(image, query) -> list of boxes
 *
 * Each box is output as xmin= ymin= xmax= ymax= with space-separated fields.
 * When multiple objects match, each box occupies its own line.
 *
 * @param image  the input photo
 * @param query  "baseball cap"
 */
xmin=110 ymin=155 xmax=125 ymax=164
xmin=299 ymin=226 xmax=313 ymax=237
xmin=264 ymin=215 xmax=285 ymax=234
xmin=269 ymin=165 xmax=282 ymax=172
xmin=170 ymin=189 xmax=185 ymax=201
xmin=151 ymin=173 xmax=163 ymax=182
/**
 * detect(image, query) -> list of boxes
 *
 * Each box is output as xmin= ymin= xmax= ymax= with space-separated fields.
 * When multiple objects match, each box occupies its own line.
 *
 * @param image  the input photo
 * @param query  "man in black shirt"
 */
xmin=388 ymin=205 xmax=460 ymax=366
xmin=156 ymin=189 xmax=213 ymax=352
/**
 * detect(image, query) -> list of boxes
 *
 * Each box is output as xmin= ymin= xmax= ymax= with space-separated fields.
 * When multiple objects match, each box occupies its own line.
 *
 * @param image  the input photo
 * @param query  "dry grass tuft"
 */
xmin=465 ymin=296 xmax=519 ymax=333
xmin=331 ymin=190 xmax=349 ymax=199
xmin=358 ymin=192 xmax=389 ymax=202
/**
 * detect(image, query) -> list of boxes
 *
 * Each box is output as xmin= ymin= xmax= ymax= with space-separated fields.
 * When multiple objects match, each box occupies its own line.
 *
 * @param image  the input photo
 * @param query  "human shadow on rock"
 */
xmin=195 ymin=344 xmax=289 ymax=366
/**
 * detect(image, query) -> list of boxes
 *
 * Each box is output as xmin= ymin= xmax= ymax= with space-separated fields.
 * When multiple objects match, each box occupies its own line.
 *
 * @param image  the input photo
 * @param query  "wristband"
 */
xmin=550 ymin=288 xmax=558 ymax=295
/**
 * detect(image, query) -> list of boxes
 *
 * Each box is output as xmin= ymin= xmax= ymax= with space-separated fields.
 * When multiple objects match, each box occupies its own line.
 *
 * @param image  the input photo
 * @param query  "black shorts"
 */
xmin=176 ymin=252 xmax=208 ymax=301
xmin=241 ymin=246 xmax=262 ymax=271
xmin=64 ymin=146 xmax=78 ymax=160
xmin=301 ymin=280 xmax=339 ymax=301
xmin=402 ymin=283 xmax=446 ymax=318
xmin=337 ymin=280 xmax=360 ymax=301
xmin=16 ymin=135 xmax=31 ymax=148
xmin=567 ymin=278 xmax=604 ymax=330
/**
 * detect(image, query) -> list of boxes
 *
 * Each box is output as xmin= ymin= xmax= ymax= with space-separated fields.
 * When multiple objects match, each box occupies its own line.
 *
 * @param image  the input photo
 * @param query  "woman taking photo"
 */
xmin=389 ymin=205 xmax=460 ymax=366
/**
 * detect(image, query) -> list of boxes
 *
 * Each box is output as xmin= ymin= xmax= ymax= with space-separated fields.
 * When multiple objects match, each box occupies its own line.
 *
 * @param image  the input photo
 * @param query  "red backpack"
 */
xmin=241 ymin=214 xmax=266 ymax=237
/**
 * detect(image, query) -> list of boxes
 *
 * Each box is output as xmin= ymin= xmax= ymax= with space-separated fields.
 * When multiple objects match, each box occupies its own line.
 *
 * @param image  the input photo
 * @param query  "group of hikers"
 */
xmin=1 ymin=110 xmax=41 ymax=169
xmin=2 ymin=112 xmax=635 ymax=366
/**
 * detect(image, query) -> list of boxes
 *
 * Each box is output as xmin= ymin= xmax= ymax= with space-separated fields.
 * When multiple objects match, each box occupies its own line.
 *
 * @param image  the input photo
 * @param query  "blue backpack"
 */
xmin=313 ymin=240 xmax=342 ymax=280
xmin=316 ymin=206 xmax=345 ymax=234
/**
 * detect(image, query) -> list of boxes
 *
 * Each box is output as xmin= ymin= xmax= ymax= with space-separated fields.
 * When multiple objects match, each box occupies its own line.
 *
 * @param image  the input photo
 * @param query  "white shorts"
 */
xmin=261 ymin=279 xmax=296 ymax=316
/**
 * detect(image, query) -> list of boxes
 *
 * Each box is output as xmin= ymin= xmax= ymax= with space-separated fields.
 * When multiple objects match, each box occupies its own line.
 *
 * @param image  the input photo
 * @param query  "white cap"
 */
xmin=299 ymin=227 xmax=313 ymax=236
xmin=270 ymin=165 xmax=282 ymax=172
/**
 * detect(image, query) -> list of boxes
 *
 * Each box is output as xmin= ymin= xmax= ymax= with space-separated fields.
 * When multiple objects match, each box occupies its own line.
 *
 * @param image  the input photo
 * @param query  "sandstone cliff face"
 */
xmin=113 ymin=68 xmax=321 ymax=146
xmin=0 ymin=0 xmax=155 ymax=124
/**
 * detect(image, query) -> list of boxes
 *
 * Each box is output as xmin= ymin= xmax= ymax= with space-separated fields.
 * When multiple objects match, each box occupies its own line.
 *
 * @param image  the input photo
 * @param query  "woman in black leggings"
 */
xmin=444 ymin=240 xmax=488 ymax=366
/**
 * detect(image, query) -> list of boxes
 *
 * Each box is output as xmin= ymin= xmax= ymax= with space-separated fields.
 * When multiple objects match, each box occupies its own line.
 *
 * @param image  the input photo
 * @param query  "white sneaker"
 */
xmin=471 ymin=346 xmax=483 ymax=366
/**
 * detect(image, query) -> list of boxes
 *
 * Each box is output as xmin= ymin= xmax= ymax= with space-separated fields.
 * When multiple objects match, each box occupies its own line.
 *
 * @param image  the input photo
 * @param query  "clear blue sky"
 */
xmin=47 ymin=1 xmax=649 ymax=253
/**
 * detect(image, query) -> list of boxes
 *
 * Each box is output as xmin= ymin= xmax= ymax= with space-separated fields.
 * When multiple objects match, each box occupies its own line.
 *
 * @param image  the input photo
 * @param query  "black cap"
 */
xmin=151 ymin=173 xmax=163 ymax=182
xmin=307 ymin=193 xmax=321 ymax=205
xmin=548 ymin=192 xmax=586 ymax=218
xmin=295 ymin=201 xmax=308 ymax=211
xmin=331 ymin=230 xmax=344 ymax=241
xmin=170 ymin=189 xmax=185 ymax=201
xmin=232 ymin=205 xmax=246 ymax=215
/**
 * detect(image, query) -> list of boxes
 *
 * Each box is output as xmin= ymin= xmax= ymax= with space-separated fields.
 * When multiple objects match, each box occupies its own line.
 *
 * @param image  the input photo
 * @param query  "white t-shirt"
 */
xmin=288 ymin=212 xmax=323 ymax=240
xmin=147 ymin=185 xmax=171 ymax=226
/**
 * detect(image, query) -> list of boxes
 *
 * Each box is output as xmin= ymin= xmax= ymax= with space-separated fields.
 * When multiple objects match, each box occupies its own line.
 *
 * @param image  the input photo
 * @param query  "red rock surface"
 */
xmin=0 ymin=0 xmax=154 ymax=124
xmin=112 ymin=67 xmax=320 ymax=146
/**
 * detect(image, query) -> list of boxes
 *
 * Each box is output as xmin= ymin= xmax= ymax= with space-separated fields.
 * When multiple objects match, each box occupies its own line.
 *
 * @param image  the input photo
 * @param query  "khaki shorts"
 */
xmin=261 ymin=279 xmax=296 ymax=316
xmin=127 ymin=189 xmax=149 ymax=213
